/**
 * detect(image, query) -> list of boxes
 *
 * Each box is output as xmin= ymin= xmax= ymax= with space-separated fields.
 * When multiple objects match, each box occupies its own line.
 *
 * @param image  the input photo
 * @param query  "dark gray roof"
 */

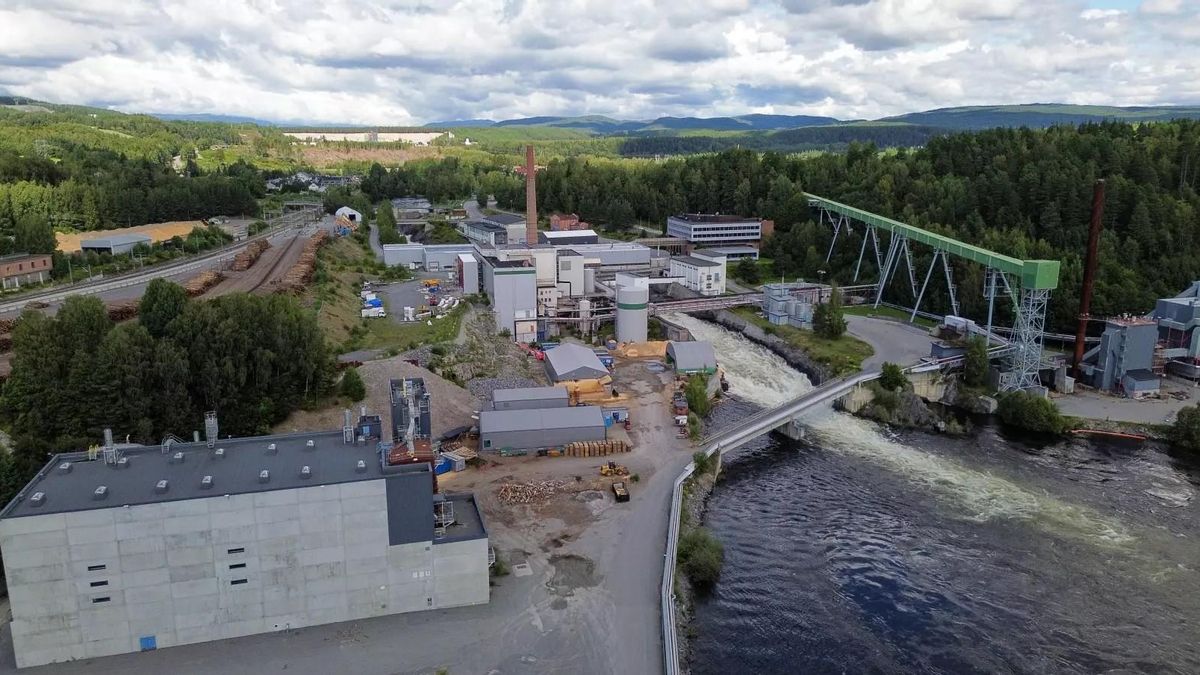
xmin=0 ymin=431 xmax=415 ymax=519
xmin=485 ymin=213 xmax=526 ymax=225
xmin=479 ymin=406 xmax=605 ymax=433
xmin=672 ymin=255 xmax=721 ymax=268
xmin=492 ymin=386 xmax=568 ymax=404
xmin=436 ymin=493 xmax=488 ymax=544
xmin=1123 ymin=369 xmax=1159 ymax=383
xmin=465 ymin=220 xmax=507 ymax=233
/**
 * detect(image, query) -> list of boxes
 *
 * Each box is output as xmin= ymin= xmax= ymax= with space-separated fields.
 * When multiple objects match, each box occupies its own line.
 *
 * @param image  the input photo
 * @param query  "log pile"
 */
xmin=230 ymin=239 xmax=270 ymax=272
xmin=562 ymin=440 xmax=631 ymax=457
xmin=105 ymin=299 xmax=139 ymax=322
xmin=275 ymin=231 xmax=329 ymax=293
xmin=0 ymin=318 xmax=16 ymax=334
xmin=496 ymin=480 xmax=569 ymax=505
xmin=183 ymin=270 xmax=224 ymax=297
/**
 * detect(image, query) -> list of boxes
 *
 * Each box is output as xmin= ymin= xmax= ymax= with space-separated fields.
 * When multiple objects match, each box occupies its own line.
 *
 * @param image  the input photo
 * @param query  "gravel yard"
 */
xmin=272 ymin=355 xmax=479 ymax=438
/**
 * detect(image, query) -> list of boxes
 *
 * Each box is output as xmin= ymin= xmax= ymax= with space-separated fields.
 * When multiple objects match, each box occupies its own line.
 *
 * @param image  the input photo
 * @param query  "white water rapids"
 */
xmin=666 ymin=311 xmax=1134 ymax=547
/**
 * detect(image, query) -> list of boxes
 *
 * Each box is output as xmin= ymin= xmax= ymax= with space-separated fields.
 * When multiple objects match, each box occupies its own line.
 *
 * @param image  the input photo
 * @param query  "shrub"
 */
xmin=813 ymin=286 xmax=847 ymax=339
xmin=1169 ymin=404 xmax=1200 ymax=452
xmin=879 ymin=362 xmax=908 ymax=391
xmin=963 ymin=336 xmax=989 ymax=388
xmin=677 ymin=528 xmax=724 ymax=588
xmin=340 ymin=368 xmax=366 ymax=402
xmin=997 ymin=391 xmax=1066 ymax=434
xmin=685 ymin=374 xmax=711 ymax=417
xmin=692 ymin=450 xmax=715 ymax=474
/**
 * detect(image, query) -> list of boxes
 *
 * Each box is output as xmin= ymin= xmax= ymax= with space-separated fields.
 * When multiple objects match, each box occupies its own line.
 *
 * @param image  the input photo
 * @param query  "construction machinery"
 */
xmin=599 ymin=461 xmax=629 ymax=477
xmin=611 ymin=481 xmax=630 ymax=502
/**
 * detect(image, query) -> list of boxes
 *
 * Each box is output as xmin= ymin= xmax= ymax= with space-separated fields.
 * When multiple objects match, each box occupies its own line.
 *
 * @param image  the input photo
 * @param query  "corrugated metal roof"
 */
xmin=493 ymin=386 xmax=568 ymax=403
xmin=80 ymin=233 xmax=153 ymax=248
xmin=479 ymin=405 xmax=605 ymax=433
xmin=668 ymin=340 xmax=718 ymax=371
xmin=672 ymin=255 xmax=721 ymax=268
xmin=544 ymin=343 xmax=608 ymax=381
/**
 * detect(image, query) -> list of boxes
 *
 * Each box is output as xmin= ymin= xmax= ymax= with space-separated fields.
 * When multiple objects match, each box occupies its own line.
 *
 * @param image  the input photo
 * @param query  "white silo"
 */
xmin=615 ymin=285 xmax=649 ymax=343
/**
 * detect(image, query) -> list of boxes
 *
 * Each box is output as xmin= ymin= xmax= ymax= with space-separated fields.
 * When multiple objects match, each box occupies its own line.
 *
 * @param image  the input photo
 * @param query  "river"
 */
xmin=678 ymin=316 xmax=1200 ymax=675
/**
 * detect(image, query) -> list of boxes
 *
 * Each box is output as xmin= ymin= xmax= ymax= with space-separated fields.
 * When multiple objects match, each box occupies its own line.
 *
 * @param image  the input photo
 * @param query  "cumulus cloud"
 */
xmin=0 ymin=0 xmax=1195 ymax=125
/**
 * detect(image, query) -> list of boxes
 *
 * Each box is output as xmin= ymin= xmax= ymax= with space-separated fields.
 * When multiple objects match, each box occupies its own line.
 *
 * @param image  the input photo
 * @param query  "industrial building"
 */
xmin=762 ymin=282 xmax=829 ymax=329
xmin=391 ymin=197 xmax=432 ymax=219
xmin=390 ymin=377 xmax=432 ymax=449
xmin=382 ymin=243 xmax=475 ymax=271
xmin=334 ymin=206 xmax=363 ymax=224
xmin=0 ymin=253 xmax=53 ymax=289
xmin=480 ymin=256 xmax=538 ymax=343
xmin=667 ymin=341 xmax=718 ymax=375
xmin=697 ymin=245 xmax=758 ymax=261
xmin=478 ymin=405 xmax=606 ymax=452
xmin=1078 ymin=317 xmax=1162 ymax=397
xmin=456 ymin=253 xmax=480 ymax=295
xmin=544 ymin=343 xmax=610 ymax=382
xmin=480 ymin=213 xmax=528 ymax=245
xmin=491 ymin=386 xmax=569 ymax=411
xmin=459 ymin=221 xmax=510 ymax=247
xmin=666 ymin=214 xmax=772 ymax=246
xmin=1154 ymin=281 xmax=1200 ymax=378
xmin=549 ymin=213 xmax=588 ymax=231
xmin=80 ymin=233 xmax=153 ymax=256
xmin=538 ymin=230 xmax=599 ymax=246
xmin=0 ymin=427 xmax=489 ymax=668
xmin=669 ymin=252 xmax=726 ymax=296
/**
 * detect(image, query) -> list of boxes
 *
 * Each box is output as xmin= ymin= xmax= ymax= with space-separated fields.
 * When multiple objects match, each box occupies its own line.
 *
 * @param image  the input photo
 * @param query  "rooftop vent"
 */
xmin=29 ymin=492 xmax=45 ymax=507
xmin=201 ymin=475 xmax=214 ymax=489
xmin=300 ymin=465 xmax=312 ymax=479
xmin=93 ymin=486 xmax=108 ymax=501
xmin=355 ymin=459 xmax=367 ymax=473
xmin=116 ymin=457 xmax=129 ymax=469
xmin=258 ymin=470 xmax=270 ymax=484
xmin=215 ymin=447 xmax=226 ymax=458
xmin=266 ymin=443 xmax=277 ymax=455
xmin=154 ymin=480 xmax=169 ymax=494
xmin=57 ymin=462 xmax=72 ymax=474
xmin=305 ymin=439 xmax=315 ymax=448
xmin=172 ymin=451 xmax=184 ymax=464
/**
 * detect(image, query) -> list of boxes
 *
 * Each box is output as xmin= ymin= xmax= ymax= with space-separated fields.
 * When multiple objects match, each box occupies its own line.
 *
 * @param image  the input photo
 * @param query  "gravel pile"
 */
xmin=402 ymin=346 xmax=436 ymax=368
xmin=467 ymin=376 xmax=540 ymax=401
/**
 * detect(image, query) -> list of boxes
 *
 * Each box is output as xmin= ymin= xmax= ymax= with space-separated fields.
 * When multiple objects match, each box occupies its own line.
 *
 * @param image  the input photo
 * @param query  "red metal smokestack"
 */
xmin=525 ymin=145 xmax=537 ymax=245
xmin=1073 ymin=179 xmax=1105 ymax=379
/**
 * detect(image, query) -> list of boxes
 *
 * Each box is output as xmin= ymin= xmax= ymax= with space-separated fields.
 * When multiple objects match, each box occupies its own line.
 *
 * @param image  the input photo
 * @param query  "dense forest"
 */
xmin=0 ymin=107 xmax=262 ymax=254
xmin=0 ymin=283 xmax=333 ymax=486
xmin=617 ymin=124 xmax=948 ymax=156
xmin=521 ymin=121 xmax=1200 ymax=331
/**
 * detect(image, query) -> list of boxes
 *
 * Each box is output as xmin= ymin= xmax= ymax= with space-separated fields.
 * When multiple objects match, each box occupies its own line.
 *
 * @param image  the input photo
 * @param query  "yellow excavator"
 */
xmin=599 ymin=461 xmax=630 ymax=477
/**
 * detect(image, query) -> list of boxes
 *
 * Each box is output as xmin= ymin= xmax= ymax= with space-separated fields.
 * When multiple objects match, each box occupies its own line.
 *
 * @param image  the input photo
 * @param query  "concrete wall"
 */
xmin=480 ymin=423 xmax=606 ymax=451
xmin=0 ymin=480 xmax=489 ymax=668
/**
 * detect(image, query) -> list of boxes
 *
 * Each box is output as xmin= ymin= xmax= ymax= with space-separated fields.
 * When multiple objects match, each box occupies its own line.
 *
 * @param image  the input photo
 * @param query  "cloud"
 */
xmin=0 ymin=0 xmax=1194 ymax=125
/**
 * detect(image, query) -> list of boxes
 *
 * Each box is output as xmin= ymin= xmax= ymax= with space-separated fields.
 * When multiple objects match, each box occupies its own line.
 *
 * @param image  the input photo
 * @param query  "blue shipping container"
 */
xmin=434 ymin=458 xmax=453 ymax=474
xmin=364 ymin=298 xmax=383 ymax=308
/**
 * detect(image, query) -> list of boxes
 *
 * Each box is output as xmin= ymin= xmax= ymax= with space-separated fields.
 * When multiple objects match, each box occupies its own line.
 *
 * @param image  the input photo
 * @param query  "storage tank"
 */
xmin=616 ymin=285 xmax=649 ymax=343
xmin=584 ymin=267 xmax=596 ymax=295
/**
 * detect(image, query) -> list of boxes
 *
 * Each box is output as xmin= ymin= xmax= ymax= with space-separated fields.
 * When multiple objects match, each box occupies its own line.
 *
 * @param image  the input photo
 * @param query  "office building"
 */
xmin=666 ymin=214 xmax=772 ymax=246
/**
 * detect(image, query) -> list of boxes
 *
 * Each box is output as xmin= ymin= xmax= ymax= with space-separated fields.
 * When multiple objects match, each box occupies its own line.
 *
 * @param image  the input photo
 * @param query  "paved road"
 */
xmin=1056 ymin=382 xmax=1197 ymax=425
xmin=847 ymin=314 xmax=934 ymax=369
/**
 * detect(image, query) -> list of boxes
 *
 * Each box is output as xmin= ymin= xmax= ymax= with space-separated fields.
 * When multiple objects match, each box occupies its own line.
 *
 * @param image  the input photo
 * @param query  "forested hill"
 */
xmin=522 ymin=120 xmax=1200 ymax=332
xmin=0 ymin=104 xmax=262 ymax=254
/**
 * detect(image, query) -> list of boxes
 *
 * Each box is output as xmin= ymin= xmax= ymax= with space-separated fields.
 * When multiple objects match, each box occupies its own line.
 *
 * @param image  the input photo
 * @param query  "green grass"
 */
xmin=842 ymin=304 xmax=937 ymax=328
xmin=733 ymin=306 xmax=874 ymax=376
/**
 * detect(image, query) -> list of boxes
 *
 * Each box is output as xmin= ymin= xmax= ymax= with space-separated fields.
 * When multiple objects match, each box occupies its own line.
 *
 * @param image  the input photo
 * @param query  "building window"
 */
xmin=227 ymin=547 xmax=245 ymax=555
xmin=230 ymin=579 xmax=248 ymax=586
xmin=87 ymin=564 xmax=106 ymax=572
xmin=89 ymin=580 xmax=108 ymax=588
xmin=484 ymin=440 xmax=491 ymax=448
xmin=230 ymin=562 xmax=247 ymax=570
xmin=92 ymin=596 xmax=111 ymax=604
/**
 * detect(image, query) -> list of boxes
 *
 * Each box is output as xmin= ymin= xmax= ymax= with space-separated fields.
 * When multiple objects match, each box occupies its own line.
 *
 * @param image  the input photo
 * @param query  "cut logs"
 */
xmin=230 ymin=239 xmax=270 ymax=272
xmin=275 ymin=231 xmax=329 ymax=294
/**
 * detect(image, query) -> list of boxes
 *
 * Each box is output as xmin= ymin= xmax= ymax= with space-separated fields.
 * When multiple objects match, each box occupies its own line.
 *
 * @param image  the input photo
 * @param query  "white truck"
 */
xmin=361 ymin=307 xmax=387 ymax=319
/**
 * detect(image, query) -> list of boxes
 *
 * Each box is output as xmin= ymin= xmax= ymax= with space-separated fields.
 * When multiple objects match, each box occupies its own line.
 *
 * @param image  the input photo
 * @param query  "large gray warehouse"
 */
xmin=0 ymin=430 xmax=490 ymax=668
xmin=479 ymin=405 xmax=606 ymax=451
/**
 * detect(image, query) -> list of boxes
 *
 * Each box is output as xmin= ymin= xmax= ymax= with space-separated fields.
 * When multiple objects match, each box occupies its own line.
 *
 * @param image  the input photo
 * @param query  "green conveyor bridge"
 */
xmin=806 ymin=194 xmax=1062 ymax=391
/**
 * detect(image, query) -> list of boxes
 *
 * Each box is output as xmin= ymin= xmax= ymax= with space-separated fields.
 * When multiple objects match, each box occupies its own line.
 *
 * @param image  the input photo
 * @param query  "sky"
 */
xmin=1 ymin=0 xmax=1198 ymax=126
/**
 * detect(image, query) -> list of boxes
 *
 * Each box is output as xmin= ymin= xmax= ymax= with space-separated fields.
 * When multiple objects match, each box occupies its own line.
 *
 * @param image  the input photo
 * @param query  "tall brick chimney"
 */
xmin=524 ymin=145 xmax=537 ymax=245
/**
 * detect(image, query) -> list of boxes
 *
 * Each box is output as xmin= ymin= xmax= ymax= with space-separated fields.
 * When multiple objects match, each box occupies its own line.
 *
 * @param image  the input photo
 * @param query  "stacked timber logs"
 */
xmin=562 ymin=440 xmax=631 ymax=457
xmin=183 ymin=270 xmax=224 ymax=297
xmin=275 ymin=231 xmax=329 ymax=293
xmin=231 ymin=239 xmax=270 ymax=271
xmin=105 ymin=299 xmax=140 ymax=321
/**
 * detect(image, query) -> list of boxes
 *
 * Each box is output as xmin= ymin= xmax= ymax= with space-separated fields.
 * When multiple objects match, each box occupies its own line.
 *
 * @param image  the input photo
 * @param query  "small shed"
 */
xmin=544 ymin=343 xmax=609 ymax=382
xmin=666 ymin=341 xmax=718 ymax=375
xmin=1120 ymin=369 xmax=1160 ymax=399
xmin=335 ymin=206 xmax=363 ymax=223
xmin=80 ymin=233 xmax=153 ymax=255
